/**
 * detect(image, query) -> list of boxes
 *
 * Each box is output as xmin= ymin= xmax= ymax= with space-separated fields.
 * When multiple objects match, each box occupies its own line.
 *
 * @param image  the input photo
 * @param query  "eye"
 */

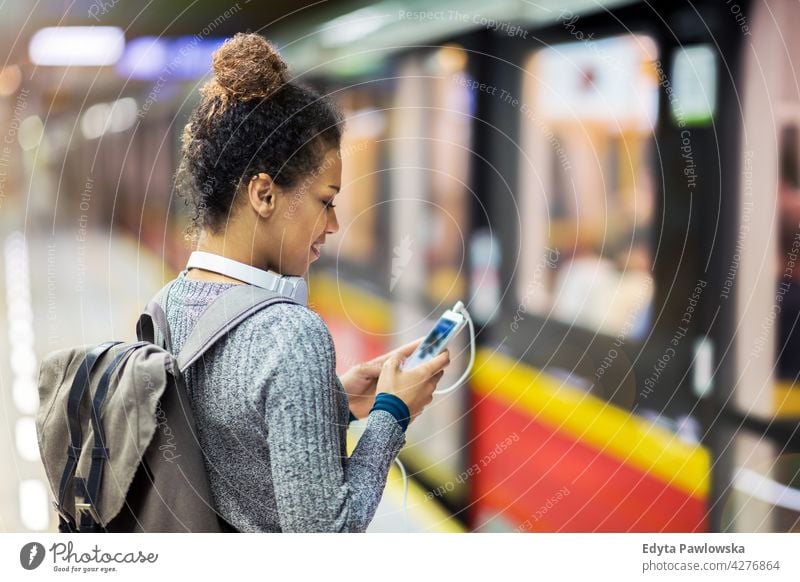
xmin=323 ymin=199 xmax=337 ymax=209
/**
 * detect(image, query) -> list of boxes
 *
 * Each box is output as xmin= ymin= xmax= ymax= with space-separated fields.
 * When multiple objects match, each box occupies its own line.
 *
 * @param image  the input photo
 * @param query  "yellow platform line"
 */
xmin=472 ymin=349 xmax=711 ymax=499
xmin=346 ymin=433 xmax=466 ymax=533
xmin=774 ymin=382 xmax=800 ymax=418
xmin=309 ymin=274 xmax=392 ymax=334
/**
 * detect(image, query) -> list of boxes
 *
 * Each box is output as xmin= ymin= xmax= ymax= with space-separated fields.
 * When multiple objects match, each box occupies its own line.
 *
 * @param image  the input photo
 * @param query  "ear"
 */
xmin=247 ymin=172 xmax=279 ymax=219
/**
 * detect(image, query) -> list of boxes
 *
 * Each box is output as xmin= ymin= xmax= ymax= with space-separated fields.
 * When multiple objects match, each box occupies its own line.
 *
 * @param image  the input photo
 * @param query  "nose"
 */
xmin=326 ymin=207 xmax=339 ymax=234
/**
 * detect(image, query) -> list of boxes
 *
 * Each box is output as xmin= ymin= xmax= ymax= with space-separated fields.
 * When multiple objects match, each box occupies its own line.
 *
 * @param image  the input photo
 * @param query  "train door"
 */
xmin=469 ymin=6 xmax=714 ymax=531
xmin=385 ymin=45 xmax=475 ymax=511
xmin=723 ymin=0 xmax=800 ymax=533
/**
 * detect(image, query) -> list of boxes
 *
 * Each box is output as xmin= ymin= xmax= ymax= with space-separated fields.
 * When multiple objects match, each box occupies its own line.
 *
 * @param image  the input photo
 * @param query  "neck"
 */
xmin=196 ymin=229 xmax=255 ymax=265
xmin=187 ymin=230 xmax=261 ymax=283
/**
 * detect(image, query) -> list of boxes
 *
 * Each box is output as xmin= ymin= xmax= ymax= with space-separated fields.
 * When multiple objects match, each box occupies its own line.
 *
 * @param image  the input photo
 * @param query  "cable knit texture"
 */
xmin=163 ymin=269 xmax=406 ymax=532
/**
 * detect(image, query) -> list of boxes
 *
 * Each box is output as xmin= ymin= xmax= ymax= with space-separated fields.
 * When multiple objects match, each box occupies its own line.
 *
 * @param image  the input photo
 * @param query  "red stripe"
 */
xmin=470 ymin=393 xmax=708 ymax=532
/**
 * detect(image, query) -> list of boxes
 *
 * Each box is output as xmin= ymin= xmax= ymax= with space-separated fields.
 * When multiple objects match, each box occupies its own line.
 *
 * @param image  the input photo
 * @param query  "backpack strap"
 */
xmin=136 ymin=279 xmax=177 ymax=352
xmin=56 ymin=340 xmax=122 ymax=532
xmin=176 ymin=284 xmax=298 ymax=373
xmin=75 ymin=341 xmax=148 ymax=532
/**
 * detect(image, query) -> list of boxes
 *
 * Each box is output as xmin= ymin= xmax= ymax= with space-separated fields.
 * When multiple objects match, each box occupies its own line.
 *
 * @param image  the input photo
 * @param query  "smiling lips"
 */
xmin=310 ymin=241 xmax=323 ymax=259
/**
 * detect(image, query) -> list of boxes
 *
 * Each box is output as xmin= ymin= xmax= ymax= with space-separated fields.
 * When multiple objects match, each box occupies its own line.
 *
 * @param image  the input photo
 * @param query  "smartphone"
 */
xmin=400 ymin=306 xmax=466 ymax=370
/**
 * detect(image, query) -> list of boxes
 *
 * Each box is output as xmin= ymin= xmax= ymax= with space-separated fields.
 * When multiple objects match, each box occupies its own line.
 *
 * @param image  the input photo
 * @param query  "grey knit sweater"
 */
xmin=163 ymin=269 xmax=406 ymax=532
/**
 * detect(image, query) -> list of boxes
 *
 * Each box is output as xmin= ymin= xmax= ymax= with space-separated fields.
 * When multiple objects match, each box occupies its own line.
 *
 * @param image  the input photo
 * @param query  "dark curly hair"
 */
xmin=176 ymin=32 xmax=344 ymax=238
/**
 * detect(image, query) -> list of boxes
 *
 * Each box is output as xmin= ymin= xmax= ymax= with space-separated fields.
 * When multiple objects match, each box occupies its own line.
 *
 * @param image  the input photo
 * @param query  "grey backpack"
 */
xmin=36 ymin=277 xmax=297 ymax=532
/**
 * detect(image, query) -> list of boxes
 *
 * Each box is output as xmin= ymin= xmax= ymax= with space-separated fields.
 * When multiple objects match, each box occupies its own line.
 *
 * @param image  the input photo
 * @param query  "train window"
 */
xmin=670 ymin=45 xmax=717 ymax=126
xmin=732 ymin=0 xmax=800 ymax=423
xmin=517 ymin=34 xmax=658 ymax=338
xmin=423 ymin=44 xmax=473 ymax=306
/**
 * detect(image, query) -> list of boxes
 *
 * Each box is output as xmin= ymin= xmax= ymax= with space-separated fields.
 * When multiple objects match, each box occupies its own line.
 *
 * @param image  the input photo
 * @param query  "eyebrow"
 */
xmin=328 ymin=185 xmax=340 ymax=192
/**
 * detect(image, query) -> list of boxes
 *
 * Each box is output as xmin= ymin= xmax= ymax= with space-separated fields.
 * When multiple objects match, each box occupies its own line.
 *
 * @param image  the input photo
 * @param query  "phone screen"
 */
xmin=402 ymin=317 xmax=460 ymax=370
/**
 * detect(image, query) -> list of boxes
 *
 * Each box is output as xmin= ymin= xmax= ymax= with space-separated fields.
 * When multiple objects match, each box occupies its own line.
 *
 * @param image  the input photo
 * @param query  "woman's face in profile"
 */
xmin=274 ymin=147 xmax=342 ymax=276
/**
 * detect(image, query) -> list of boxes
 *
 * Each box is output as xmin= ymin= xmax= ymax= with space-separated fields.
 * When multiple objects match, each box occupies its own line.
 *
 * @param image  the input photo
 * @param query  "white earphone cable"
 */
xmin=393 ymin=457 xmax=409 ymax=527
xmin=432 ymin=304 xmax=475 ymax=395
xmin=393 ymin=304 xmax=475 ymax=527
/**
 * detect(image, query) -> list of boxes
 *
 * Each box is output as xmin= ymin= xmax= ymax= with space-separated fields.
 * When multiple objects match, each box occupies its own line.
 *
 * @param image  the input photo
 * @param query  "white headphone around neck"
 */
xmin=185 ymin=251 xmax=308 ymax=306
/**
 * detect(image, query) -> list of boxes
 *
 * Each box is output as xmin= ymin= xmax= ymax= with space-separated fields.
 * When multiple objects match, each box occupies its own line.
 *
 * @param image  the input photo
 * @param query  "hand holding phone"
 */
xmin=400 ymin=304 xmax=467 ymax=371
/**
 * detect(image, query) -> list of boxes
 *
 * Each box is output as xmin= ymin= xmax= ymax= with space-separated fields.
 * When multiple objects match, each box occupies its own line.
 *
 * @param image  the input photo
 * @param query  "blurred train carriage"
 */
xmin=47 ymin=0 xmax=800 ymax=532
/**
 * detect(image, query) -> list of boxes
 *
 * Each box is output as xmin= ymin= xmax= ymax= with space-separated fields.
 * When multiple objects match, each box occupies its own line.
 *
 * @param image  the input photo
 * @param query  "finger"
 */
xmin=359 ymin=360 xmax=383 ymax=376
xmin=395 ymin=336 xmax=425 ymax=357
xmin=366 ymin=336 xmax=424 ymax=367
xmin=421 ymin=349 xmax=450 ymax=375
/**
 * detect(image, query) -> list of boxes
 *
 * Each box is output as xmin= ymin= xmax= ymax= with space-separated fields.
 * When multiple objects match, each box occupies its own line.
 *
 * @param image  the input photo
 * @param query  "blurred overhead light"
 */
xmin=108 ymin=97 xmax=138 ymax=132
xmin=115 ymin=36 xmax=224 ymax=81
xmin=115 ymin=36 xmax=168 ymax=80
xmin=29 ymin=26 xmax=125 ymax=66
xmin=170 ymin=36 xmax=225 ymax=79
xmin=0 ymin=65 xmax=22 ymax=96
xmin=80 ymin=97 xmax=138 ymax=139
xmin=319 ymin=7 xmax=389 ymax=47
xmin=18 ymin=116 xmax=43 ymax=151
xmin=434 ymin=44 xmax=468 ymax=73
xmin=81 ymin=102 xmax=110 ymax=139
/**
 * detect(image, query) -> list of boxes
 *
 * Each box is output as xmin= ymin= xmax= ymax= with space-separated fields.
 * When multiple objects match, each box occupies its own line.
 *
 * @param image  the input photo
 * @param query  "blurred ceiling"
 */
xmin=2 ymin=0 xmax=633 ymax=104
xmin=0 ymin=0 xmax=361 ymax=61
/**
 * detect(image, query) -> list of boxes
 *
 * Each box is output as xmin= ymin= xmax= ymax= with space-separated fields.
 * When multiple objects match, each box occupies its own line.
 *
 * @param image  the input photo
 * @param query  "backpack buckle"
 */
xmin=74 ymin=500 xmax=101 ymax=524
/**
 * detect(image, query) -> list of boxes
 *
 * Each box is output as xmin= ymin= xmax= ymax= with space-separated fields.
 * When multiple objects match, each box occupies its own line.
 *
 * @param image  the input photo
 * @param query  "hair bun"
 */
xmin=209 ymin=32 xmax=288 ymax=102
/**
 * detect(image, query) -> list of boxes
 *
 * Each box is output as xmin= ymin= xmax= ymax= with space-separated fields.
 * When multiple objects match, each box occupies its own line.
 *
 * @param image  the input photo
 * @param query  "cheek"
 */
xmin=302 ymin=203 xmax=328 ymax=232
xmin=288 ymin=203 xmax=326 ymax=245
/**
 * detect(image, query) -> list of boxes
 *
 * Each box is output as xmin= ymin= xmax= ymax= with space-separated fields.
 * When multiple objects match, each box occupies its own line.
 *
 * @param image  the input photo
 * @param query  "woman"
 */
xmin=164 ymin=32 xmax=450 ymax=532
